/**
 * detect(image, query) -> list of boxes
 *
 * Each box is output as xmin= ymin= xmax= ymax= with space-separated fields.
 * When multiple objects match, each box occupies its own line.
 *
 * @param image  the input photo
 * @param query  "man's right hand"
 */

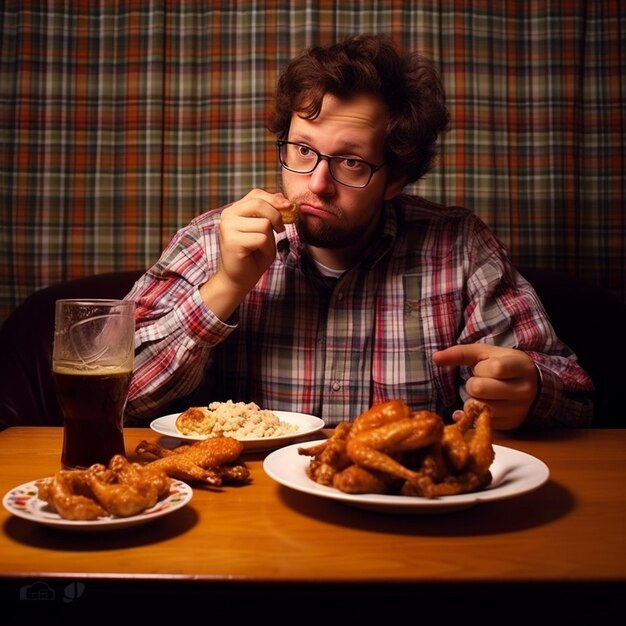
xmin=199 ymin=189 xmax=294 ymax=320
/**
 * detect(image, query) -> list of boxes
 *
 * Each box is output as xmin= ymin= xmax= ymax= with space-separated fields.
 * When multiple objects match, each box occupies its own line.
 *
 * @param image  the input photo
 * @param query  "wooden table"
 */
xmin=1 ymin=426 xmax=625 ymax=621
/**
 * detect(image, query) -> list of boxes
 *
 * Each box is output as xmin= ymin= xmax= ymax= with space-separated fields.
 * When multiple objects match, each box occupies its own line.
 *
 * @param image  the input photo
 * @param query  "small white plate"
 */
xmin=150 ymin=410 xmax=325 ymax=452
xmin=3 ymin=478 xmax=193 ymax=531
xmin=264 ymin=442 xmax=550 ymax=514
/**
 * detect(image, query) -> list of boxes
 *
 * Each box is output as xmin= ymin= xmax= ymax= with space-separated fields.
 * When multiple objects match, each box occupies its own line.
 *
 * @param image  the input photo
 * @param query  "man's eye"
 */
xmin=297 ymin=146 xmax=313 ymax=157
xmin=340 ymin=158 xmax=366 ymax=171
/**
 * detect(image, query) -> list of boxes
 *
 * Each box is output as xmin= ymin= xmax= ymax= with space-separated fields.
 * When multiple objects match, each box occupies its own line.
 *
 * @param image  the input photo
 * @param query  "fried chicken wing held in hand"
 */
xmin=134 ymin=436 xmax=251 ymax=488
xmin=280 ymin=202 xmax=299 ymax=224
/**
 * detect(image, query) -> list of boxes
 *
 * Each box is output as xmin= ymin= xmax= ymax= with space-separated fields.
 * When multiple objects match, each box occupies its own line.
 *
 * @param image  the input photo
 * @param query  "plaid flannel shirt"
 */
xmin=125 ymin=194 xmax=593 ymax=427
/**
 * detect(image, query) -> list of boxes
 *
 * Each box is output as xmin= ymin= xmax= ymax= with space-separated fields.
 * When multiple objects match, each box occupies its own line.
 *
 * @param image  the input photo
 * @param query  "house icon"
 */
xmin=19 ymin=581 xmax=55 ymax=601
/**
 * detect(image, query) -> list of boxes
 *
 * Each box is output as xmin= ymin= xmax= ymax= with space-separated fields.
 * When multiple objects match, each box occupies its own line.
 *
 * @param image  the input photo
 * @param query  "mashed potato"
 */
xmin=175 ymin=400 xmax=299 ymax=439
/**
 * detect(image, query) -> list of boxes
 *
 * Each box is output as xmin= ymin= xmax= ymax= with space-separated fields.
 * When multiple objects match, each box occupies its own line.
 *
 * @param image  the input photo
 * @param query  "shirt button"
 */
xmin=332 ymin=382 xmax=341 ymax=391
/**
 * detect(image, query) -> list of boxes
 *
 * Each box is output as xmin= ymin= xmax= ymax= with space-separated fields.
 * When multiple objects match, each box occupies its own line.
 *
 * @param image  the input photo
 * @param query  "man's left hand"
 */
xmin=432 ymin=343 xmax=539 ymax=430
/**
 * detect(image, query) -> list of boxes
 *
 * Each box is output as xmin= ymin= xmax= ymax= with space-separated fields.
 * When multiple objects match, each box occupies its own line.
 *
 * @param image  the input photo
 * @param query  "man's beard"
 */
xmin=295 ymin=213 xmax=374 ymax=249
xmin=295 ymin=218 xmax=346 ymax=248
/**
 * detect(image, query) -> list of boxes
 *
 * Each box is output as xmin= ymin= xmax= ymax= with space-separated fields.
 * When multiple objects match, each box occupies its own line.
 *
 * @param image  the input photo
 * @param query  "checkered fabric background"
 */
xmin=1 ymin=0 xmax=624 ymax=325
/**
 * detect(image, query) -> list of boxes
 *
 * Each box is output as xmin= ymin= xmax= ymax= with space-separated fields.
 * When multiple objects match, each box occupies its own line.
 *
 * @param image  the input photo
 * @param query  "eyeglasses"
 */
xmin=276 ymin=140 xmax=386 ymax=188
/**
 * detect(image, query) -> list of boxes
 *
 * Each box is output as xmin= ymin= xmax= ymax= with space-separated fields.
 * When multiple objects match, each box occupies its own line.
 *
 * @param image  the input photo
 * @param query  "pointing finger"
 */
xmin=431 ymin=344 xmax=498 ymax=368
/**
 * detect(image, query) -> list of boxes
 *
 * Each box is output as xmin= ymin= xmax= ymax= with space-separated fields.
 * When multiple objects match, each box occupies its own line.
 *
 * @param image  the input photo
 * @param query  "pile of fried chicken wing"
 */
xmin=37 ymin=455 xmax=172 ymax=520
xmin=299 ymin=399 xmax=494 ymax=498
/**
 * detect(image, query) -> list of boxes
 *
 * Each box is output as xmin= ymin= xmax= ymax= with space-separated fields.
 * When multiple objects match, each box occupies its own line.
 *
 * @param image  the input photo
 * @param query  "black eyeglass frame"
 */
xmin=276 ymin=140 xmax=386 ymax=189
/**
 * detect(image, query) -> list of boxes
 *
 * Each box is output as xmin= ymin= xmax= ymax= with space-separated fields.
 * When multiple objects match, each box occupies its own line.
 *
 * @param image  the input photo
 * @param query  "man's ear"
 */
xmin=383 ymin=174 xmax=407 ymax=200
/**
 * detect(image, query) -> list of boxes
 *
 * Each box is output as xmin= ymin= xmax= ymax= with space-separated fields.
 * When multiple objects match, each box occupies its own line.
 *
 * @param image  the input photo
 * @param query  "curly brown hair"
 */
xmin=267 ymin=34 xmax=450 ymax=185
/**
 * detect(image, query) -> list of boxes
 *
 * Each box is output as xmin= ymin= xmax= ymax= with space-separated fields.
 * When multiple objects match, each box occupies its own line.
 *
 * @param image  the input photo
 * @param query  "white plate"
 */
xmin=263 ymin=442 xmax=549 ymax=514
xmin=2 ymin=478 xmax=193 ymax=531
xmin=150 ymin=410 xmax=325 ymax=452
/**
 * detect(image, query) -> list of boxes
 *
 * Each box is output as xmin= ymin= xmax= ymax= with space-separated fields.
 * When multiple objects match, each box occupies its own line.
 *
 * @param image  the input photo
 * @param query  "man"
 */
xmin=124 ymin=34 xmax=593 ymax=429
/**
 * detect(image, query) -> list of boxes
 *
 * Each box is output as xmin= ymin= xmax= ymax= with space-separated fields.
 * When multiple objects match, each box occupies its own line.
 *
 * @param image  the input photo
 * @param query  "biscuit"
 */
xmin=175 ymin=406 xmax=216 ymax=436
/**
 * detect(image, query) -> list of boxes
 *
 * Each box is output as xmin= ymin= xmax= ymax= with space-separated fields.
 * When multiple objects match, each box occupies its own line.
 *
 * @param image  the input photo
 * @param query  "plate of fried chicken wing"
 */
xmin=3 ymin=461 xmax=193 ymax=531
xmin=263 ymin=399 xmax=549 ymax=514
xmin=264 ymin=441 xmax=549 ymax=514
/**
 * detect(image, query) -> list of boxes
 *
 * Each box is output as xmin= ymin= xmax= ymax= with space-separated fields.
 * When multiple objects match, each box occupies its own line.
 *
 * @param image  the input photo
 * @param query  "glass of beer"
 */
xmin=52 ymin=299 xmax=135 ymax=469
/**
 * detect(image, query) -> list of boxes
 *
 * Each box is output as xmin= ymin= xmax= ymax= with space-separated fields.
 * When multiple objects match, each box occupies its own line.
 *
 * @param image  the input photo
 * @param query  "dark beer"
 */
xmin=53 ymin=365 xmax=132 ymax=468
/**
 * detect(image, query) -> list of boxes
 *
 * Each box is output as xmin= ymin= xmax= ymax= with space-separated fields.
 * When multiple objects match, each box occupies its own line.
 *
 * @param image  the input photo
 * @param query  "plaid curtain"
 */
xmin=1 ymin=0 xmax=624 ymax=325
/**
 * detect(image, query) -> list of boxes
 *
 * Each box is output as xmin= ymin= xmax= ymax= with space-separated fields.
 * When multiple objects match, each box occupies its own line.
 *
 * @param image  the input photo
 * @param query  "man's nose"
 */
xmin=308 ymin=158 xmax=335 ymax=193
